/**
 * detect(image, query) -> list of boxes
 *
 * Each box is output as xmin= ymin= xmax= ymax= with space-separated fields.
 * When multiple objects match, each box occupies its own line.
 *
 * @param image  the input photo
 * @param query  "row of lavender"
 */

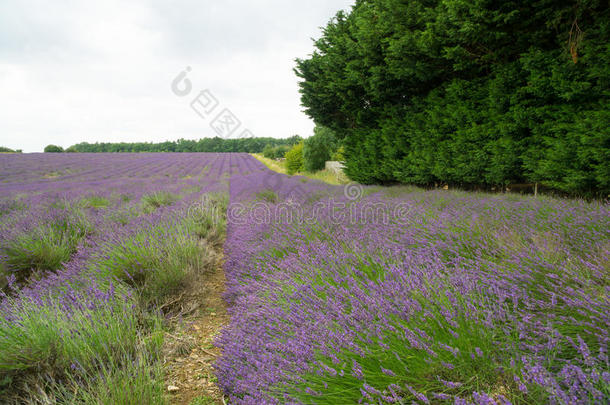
xmin=217 ymin=168 xmax=610 ymax=404
xmin=0 ymin=153 xmax=258 ymax=402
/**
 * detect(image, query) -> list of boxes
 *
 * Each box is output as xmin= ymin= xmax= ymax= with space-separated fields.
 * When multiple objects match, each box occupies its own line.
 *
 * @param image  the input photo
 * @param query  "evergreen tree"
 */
xmin=295 ymin=0 xmax=610 ymax=196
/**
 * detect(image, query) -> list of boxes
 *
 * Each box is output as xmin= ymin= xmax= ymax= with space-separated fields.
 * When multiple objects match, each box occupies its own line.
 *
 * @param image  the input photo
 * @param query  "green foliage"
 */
xmin=0 ymin=286 xmax=165 ymax=404
xmin=295 ymin=0 xmax=610 ymax=196
xmin=80 ymin=195 xmax=110 ymax=209
xmin=1 ymin=210 xmax=92 ymax=282
xmin=92 ymin=222 xmax=206 ymax=306
xmin=285 ymin=285 xmax=531 ymax=404
xmin=184 ymin=192 xmax=229 ymax=245
xmin=106 ymin=207 xmax=138 ymax=226
xmin=0 ymin=147 xmax=21 ymax=153
xmin=303 ymin=126 xmax=338 ymax=172
xmin=68 ymin=135 xmax=303 ymax=154
xmin=255 ymin=189 xmax=279 ymax=203
xmin=0 ymin=198 xmax=26 ymax=218
xmin=44 ymin=145 xmax=64 ymax=153
xmin=330 ymin=145 xmax=345 ymax=162
xmin=65 ymin=146 xmax=78 ymax=153
xmin=140 ymin=191 xmax=180 ymax=214
xmin=285 ymin=142 xmax=305 ymax=175
xmin=0 ymin=262 xmax=8 ymax=291
xmin=93 ymin=194 xmax=227 ymax=306
xmin=189 ymin=396 xmax=215 ymax=405
xmin=263 ymin=144 xmax=291 ymax=160
xmin=66 ymin=358 xmax=165 ymax=405
xmin=0 ymin=290 xmax=137 ymax=374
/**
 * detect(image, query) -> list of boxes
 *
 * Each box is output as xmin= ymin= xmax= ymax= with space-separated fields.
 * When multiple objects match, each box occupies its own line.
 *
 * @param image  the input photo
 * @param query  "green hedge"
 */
xmin=295 ymin=0 xmax=610 ymax=196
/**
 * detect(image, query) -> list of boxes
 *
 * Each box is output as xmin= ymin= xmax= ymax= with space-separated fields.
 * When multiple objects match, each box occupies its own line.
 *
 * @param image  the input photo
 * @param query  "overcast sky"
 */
xmin=0 ymin=0 xmax=354 ymax=152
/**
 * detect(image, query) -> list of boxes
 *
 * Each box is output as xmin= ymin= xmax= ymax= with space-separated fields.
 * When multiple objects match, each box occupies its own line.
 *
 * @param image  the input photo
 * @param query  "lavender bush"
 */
xmin=217 ymin=168 xmax=609 ymax=404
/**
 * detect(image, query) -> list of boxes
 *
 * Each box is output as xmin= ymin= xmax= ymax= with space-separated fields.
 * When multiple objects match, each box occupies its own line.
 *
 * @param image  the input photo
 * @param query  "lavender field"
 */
xmin=0 ymin=153 xmax=608 ymax=404
xmin=0 ymin=153 xmax=246 ymax=403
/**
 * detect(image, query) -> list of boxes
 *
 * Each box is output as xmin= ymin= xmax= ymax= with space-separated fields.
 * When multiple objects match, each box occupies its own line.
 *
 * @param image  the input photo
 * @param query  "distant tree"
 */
xmin=65 ymin=146 xmax=78 ymax=153
xmin=262 ymin=144 xmax=274 ymax=158
xmin=303 ymin=126 xmax=337 ymax=172
xmin=65 ymin=136 xmax=303 ymax=154
xmin=285 ymin=135 xmax=303 ymax=145
xmin=44 ymin=145 xmax=64 ymax=153
xmin=0 ymin=146 xmax=20 ymax=153
xmin=263 ymin=144 xmax=291 ymax=159
xmin=285 ymin=142 xmax=304 ymax=175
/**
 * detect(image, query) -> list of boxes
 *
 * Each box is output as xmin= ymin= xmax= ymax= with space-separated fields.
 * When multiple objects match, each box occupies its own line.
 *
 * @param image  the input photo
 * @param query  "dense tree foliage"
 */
xmin=331 ymin=145 xmax=346 ymax=162
xmin=262 ymin=144 xmax=291 ymax=160
xmin=0 ymin=147 xmax=21 ymax=153
xmin=285 ymin=142 xmax=305 ymax=175
xmin=68 ymin=136 xmax=302 ymax=154
xmin=44 ymin=145 xmax=64 ymax=153
xmin=303 ymin=126 xmax=339 ymax=172
xmin=295 ymin=0 xmax=609 ymax=196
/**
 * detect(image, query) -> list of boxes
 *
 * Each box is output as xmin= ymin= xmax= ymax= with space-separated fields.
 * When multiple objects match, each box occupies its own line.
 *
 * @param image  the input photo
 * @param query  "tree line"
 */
xmin=295 ymin=0 xmax=609 ymax=197
xmin=55 ymin=136 xmax=302 ymax=154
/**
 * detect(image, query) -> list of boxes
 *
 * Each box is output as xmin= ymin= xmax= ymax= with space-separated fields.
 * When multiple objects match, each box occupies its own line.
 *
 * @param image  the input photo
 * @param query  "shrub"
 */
xmin=330 ymin=145 xmax=345 ymax=162
xmin=92 ymin=221 xmax=209 ymax=306
xmin=0 ymin=198 xmax=26 ymax=218
xmin=0 ymin=285 xmax=136 ymax=374
xmin=0 ymin=283 xmax=164 ymax=403
xmin=0 ymin=262 xmax=8 ymax=291
xmin=140 ymin=191 xmax=180 ymax=214
xmin=285 ymin=142 xmax=304 ymax=175
xmin=184 ymin=192 xmax=229 ymax=245
xmin=262 ymin=144 xmax=274 ymax=158
xmin=1 ymin=210 xmax=92 ymax=282
xmin=255 ymin=189 xmax=279 ymax=203
xmin=44 ymin=145 xmax=64 ymax=153
xmin=263 ymin=144 xmax=291 ymax=160
xmin=303 ymin=126 xmax=337 ymax=172
xmin=106 ymin=207 xmax=138 ymax=226
xmin=59 ymin=353 xmax=166 ymax=405
xmin=80 ymin=195 xmax=110 ymax=209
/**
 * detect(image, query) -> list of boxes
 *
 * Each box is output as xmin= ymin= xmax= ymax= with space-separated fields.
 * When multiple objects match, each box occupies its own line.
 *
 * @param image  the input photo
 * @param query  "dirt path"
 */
xmin=163 ymin=250 xmax=229 ymax=405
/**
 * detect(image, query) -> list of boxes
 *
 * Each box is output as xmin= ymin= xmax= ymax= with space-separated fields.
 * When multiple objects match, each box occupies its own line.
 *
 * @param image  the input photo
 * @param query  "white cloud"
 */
xmin=0 ymin=0 xmax=354 ymax=152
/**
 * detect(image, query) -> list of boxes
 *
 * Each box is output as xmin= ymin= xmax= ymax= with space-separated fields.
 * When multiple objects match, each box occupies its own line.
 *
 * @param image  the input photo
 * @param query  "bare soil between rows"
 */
xmin=163 ymin=248 xmax=229 ymax=405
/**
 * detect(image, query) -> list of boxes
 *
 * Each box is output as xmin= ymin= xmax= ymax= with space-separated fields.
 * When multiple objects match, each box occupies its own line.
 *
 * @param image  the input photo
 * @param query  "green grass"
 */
xmin=182 ymin=185 xmax=202 ymax=195
xmin=251 ymin=154 xmax=349 ymax=185
xmin=189 ymin=395 xmax=216 ymax=405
